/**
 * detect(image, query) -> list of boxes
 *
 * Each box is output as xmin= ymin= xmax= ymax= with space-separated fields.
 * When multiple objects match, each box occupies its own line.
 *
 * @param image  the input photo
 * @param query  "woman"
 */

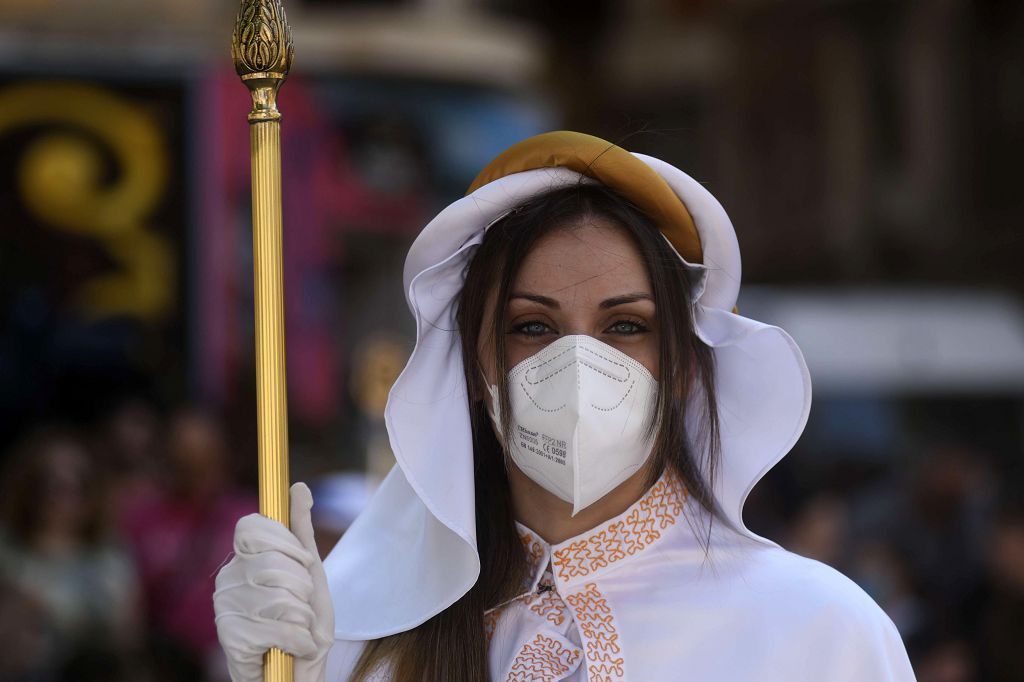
xmin=214 ymin=132 xmax=916 ymax=681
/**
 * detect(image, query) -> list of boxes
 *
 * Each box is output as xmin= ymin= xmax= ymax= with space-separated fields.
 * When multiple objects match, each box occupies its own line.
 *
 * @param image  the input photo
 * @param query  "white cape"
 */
xmin=324 ymin=471 xmax=915 ymax=680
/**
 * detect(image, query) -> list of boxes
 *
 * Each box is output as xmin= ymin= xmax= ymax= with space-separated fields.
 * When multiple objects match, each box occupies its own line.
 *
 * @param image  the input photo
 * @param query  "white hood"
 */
xmin=324 ymin=135 xmax=811 ymax=640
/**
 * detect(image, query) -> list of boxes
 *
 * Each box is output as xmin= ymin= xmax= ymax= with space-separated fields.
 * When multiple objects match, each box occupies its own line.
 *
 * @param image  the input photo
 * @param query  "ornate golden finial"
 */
xmin=231 ymin=0 xmax=295 ymax=122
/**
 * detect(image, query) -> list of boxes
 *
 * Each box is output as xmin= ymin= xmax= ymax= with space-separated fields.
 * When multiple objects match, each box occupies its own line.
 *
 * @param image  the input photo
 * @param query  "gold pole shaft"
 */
xmin=232 ymin=2 xmax=295 ymax=681
xmin=251 ymin=118 xmax=292 ymax=682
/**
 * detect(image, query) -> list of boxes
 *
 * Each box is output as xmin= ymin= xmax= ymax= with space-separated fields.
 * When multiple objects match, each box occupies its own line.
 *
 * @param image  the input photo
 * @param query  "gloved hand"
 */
xmin=214 ymin=482 xmax=335 ymax=682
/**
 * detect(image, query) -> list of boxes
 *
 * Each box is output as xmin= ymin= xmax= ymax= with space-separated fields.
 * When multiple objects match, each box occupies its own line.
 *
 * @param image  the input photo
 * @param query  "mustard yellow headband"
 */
xmin=467 ymin=131 xmax=702 ymax=265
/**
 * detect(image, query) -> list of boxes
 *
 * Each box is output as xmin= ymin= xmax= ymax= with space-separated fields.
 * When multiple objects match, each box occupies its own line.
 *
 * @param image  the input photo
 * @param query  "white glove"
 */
xmin=214 ymin=482 xmax=335 ymax=682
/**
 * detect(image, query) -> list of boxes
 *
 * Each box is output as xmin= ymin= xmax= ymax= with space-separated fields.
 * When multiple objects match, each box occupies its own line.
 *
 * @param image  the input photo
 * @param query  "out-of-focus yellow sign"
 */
xmin=0 ymin=82 xmax=173 ymax=321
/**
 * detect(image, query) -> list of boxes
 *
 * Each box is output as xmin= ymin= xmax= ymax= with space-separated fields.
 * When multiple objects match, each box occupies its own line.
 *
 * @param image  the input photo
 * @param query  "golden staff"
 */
xmin=231 ymin=1 xmax=295 ymax=681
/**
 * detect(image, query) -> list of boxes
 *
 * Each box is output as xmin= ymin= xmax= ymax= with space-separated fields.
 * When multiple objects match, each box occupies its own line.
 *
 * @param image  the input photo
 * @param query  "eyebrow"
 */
xmin=509 ymin=291 xmax=654 ymax=310
xmin=599 ymin=292 xmax=654 ymax=309
xmin=510 ymin=292 xmax=560 ymax=309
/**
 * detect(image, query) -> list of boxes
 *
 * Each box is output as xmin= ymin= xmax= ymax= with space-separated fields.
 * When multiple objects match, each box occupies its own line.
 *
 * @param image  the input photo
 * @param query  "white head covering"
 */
xmin=324 ymin=132 xmax=812 ymax=640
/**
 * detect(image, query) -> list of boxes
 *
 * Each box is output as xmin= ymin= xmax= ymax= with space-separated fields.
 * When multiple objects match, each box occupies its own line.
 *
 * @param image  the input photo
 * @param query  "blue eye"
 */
xmin=606 ymin=320 xmax=649 ymax=335
xmin=512 ymin=320 xmax=554 ymax=337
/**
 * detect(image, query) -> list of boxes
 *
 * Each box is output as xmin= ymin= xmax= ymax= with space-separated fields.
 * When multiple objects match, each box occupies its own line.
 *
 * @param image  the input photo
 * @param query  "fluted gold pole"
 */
xmin=232 ymin=2 xmax=295 ymax=681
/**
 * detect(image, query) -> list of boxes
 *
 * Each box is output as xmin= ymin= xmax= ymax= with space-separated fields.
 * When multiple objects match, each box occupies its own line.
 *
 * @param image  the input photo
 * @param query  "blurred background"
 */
xmin=0 ymin=0 xmax=1022 ymax=680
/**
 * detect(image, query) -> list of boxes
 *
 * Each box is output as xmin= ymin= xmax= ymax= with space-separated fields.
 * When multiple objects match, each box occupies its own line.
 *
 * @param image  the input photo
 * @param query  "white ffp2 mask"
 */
xmin=485 ymin=335 xmax=659 ymax=515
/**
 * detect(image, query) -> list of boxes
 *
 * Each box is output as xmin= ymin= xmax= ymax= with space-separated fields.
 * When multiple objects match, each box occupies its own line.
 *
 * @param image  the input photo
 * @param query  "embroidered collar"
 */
xmin=515 ymin=470 xmax=689 ymax=590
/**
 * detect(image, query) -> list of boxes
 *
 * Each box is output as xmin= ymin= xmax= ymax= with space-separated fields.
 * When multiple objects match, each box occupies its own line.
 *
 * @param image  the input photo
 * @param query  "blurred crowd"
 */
xmin=1 ymin=400 xmax=1021 ymax=682
xmin=0 ymin=401 xmax=257 ymax=682
xmin=749 ymin=438 xmax=1024 ymax=682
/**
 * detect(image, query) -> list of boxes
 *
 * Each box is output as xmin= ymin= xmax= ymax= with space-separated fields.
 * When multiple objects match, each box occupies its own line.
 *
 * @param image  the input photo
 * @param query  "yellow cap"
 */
xmin=467 ymin=131 xmax=702 ymax=264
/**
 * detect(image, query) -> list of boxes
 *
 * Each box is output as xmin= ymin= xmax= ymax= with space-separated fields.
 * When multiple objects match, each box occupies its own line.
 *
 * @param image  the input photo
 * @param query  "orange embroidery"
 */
xmin=528 ymin=573 xmax=569 ymax=627
xmin=552 ymin=473 xmax=687 ymax=582
xmin=484 ymin=609 xmax=500 ymax=646
xmin=519 ymin=528 xmax=547 ymax=571
xmin=564 ymin=583 xmax=624 ymax=682
xmin=528 ymin=590 xmax=568 ymax=627
xmin=505 ymin=633 xmax=582 ymax=682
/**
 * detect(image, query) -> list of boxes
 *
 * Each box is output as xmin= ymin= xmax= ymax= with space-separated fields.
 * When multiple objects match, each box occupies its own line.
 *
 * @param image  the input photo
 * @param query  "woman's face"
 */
xmin=479 ymin=217 xmax=659 ymax=386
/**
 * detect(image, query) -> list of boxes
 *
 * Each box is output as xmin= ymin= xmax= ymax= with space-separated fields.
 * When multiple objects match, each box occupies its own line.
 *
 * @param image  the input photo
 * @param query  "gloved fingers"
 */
xmin=215 ymin=612 xmax=319 ymax=659
xmin=216 ymin=544 xmax=315 ymax=601
xmin=234 ymin=513 xmax=314 ymax=566
xmin=289 ymin=482 xmax=319 ymax=555
xmin=215 ymin=554 xmax=244 ymax=593
xmin=288 ymin=483 xmax=335 ymax=642
xmin=256 ymin=594 xmax=317 ymax=629
xmin=216 ymin=505 xmax=334 ymax=682
xmin=242 ymin=549 xmax=315 ymax=594
xmin=305 ymin=559 xmax=334 ymax=641
xmin=251 ymin=566 xmax=315 ymax=602
xmin=225 ymin=657 xmax=263 ymax=682
xmin=215 ymin=579 xmax=315 ymax=623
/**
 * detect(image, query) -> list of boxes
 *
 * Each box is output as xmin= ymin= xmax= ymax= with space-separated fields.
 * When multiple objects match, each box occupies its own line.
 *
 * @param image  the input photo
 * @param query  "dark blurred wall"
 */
xmin=498 ymin=0 xmax=1024 ymax=292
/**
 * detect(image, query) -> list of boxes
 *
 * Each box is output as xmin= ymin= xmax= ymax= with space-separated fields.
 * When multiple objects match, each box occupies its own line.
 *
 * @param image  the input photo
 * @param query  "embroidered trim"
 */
xmin=484 ymin=609 xmax=501 ymax=647
xmin=520 ymin=529 xmax=547 ymax=573
xmin=528 ymin=570 xmax=569 ymax=626
xmin=505 ymin=633 xmax=583 ymax=682
xmin=484 ymin=531 xmax=550 ymax=647
xmin=552 ymin=472 xmax=687 ymax=582
xmin=564 ymin=583 xmax=624 ymax=682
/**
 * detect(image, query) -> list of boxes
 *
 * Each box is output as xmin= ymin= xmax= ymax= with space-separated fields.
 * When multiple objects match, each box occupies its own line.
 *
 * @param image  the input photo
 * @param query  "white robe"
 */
xmin=323 ymin=471 xmax=916 ymax=681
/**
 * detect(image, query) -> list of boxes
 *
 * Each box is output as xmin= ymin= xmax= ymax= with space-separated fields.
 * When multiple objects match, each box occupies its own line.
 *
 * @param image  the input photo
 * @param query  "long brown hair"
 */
xmin=353 ymin=183 xmax=723 ymax=681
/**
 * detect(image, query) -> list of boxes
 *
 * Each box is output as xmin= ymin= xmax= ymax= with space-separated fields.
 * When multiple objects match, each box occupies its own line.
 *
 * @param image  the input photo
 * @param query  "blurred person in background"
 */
xmin=875 ymin=444 xmax=995 ymax=626
xmin=0 ymin=427 xmax=141 ymax=679
xmin=902 ymin=445 xmax=994 ymax=610
xmin=785 ymin=492 xmax=850 ymax=569
xmin=851 ymin=540 xmax=926 ymax=645
xmin=839 ymin=441 xmax=999 ymax=676
xmin=118 ymin=407 xmax=256 ymax=681
xmin=97 ymin=396 xmax=163 ymax=521
xmin=912 ymin=635 xmax=977 ymax=682
xmin=970 ymin=499 xmax=1024 ymax=682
